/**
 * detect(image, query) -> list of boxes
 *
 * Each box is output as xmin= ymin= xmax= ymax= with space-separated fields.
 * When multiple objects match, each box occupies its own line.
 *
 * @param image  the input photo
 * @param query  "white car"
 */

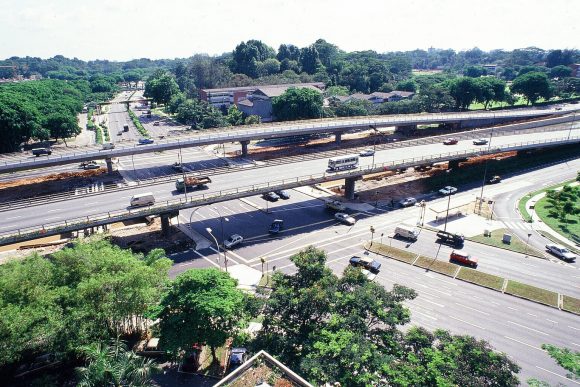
xmin=439 ymin=186 xmax=458 ymax=196
xmin=335 ymin=212 xmax=356 ymax=225
xmin=359 ymin=149 xmax=375 ymax=157
xmin=399 ymin=197 xmax=417 ymax=207
xmin=224 ymin=234 xmax=244 ymax=249
xmin=545 ymin=244 xmax=576 ymax=262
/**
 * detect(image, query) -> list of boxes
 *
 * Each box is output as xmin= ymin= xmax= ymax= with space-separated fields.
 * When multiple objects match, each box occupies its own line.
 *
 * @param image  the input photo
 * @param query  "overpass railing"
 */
xmin=0 ymin=134 xmax=578 ymax=246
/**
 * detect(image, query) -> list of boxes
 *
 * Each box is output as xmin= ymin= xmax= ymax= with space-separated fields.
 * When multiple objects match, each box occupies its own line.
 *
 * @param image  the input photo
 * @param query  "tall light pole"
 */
xmin=443 ymin=169 xmax=453 ymax=233
xmin=477 ymin=129 xmax=494 ymax=215
xmin=568 ymin=112 xmax=576 ymax=140
xmin=213 ymin=207 xmax=229 ymax=272
xmin=524 ymin=232 xmax=532 ymax=258
xmin=205 ymin=227 xmax=221 ymax=270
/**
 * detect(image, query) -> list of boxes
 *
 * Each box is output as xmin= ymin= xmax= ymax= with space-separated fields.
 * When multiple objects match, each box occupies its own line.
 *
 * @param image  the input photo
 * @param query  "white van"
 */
xmin=394 ymin=224 xmax=420 ymax=241
xmin=130 ymin=193 xmax=155 ymax=207
xmin=102 ymin=142 xmax=115 ymax=150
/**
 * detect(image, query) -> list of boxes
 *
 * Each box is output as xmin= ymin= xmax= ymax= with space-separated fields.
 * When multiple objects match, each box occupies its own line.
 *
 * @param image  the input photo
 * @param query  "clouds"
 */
xmin=0 ymin=0 xmax=577 ymax=60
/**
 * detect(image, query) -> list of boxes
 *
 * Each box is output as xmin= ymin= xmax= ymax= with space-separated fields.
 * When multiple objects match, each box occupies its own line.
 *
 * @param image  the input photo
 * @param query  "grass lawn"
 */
xmin=414 ymin=256 xmax=458 ymax=277
xmin=366 ymin=242 xmax=417 ymax=263
xmin=196 ymin=345 xmax=227 ymax=377
xmin=518 ymin=193 xmax=533 ymax=222
xmin=258 ymin=274 xmax=272 ymax=287
xmin=505 ymin=280 xmax=559 ymax=307
xmin=455 ymin=268 xmax=504 ymax=290
xmin=468 ymin=228 xmax=544 ymax=257
xmin=562 ymin=295 xmax=580 ymax=315
xmin=534 ymin=193 xmax=580 ymax=245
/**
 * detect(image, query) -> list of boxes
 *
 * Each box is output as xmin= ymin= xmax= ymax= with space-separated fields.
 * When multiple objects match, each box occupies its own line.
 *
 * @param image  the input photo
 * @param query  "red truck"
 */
xmin=449 ymin=251 xmax=478 ymax=268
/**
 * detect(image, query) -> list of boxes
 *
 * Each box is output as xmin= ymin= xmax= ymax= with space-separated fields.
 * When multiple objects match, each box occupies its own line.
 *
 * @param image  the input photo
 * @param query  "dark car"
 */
xmin=262 ymin=192 xmax=280 ymax=202
xmin=349 ymin=256 xmax=381 ymax=273
xmin=172 ymin=162 xmax=185 ymax=172
xmin=229 ymin=348 xmax=248 ymax=371
xmin=487 ymin=175 xmax=501 ymax=184
xmin=436 ymin=230 xmax=465 ymax=247
xmin=443 ymin=138 xmax=458 ymax=145
xmin=138 ymin=138 xmax=154 ymax=145
xmin=269 ymin=219 xmax=284 ymax=234
xmin=274 ymin=190 xmax=290 ymax=200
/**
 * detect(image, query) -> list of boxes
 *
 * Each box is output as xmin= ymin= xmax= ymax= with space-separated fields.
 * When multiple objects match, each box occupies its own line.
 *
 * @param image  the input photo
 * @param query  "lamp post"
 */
xmin=213 ymin=207 xmax=229 ymax=272
xmin=419 ymin=200 xmax=426 ymax=226
xmin=205 ymin=227 xmax=221 ymax=270
xmin=443 ymin=169 xmax=453 ymax=233
xmin=370 ymin=226 xmax=375 ymax=246
xmin=524 ymin=232 xmax=532 ymax=258
xmin=568 ymin=112 xmax=576 ymax=140
xmin=477 ymin=129 xmax=494 ymax=215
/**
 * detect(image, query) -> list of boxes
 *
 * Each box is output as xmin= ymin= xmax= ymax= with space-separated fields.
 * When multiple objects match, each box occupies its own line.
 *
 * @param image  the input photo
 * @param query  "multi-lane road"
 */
xmin=165 ymin=158 xmax=580 ymax=384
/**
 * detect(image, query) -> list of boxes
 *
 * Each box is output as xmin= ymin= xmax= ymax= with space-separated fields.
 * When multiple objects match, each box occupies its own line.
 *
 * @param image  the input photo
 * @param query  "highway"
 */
xmin=164 ymin=159 xmax=580 ymax=385
xmin=0 ymin=125 xmax=579 ymax=239
xmin=0 ymin=105 xmax=576 ymax=173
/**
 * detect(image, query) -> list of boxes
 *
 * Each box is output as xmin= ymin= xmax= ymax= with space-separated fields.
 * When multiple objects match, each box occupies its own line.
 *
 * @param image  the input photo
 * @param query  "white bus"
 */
xmin=328 ymin=154 xmax=359 ymax=171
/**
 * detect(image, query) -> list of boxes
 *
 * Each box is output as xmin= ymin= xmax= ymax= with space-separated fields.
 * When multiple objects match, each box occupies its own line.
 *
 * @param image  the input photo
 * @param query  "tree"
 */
xmin=546 ymin=49 xmax=575 ymax=68
xmin=464 ymin=65 xmax=487 ymax=78
xmin=144 ymin=70 xmax=180 ymax=105
xmin=272 ymin=87 xmax=323 ymax=121
xmin=334 ymin=100 xmax=370 ymax=117
xmin=45 ymin=111 xmax=80 ymax=142
xmin=231 ymin=40 xmax=276 ymax=77
xmin=156 ymin=269 xmax=246 ymax=363
xmin=511 ymin=72 xmax=553 ymax=105
xmin=244 ymin=115 xmax=261 ymax=125
xmin=550 ymin=65 xmax=573 ymax=79
xmin=226 ymin=105 xmax=244 ymax=126
xmin=277 ymin=44 xmax=301 ymax=62
xmin=396 ymin=79 xmax=418 ymax=92
xmin=76 ymin=339 xmax=159 ymax=387
xmin=447 ymin=77 xmax=480 ymax=109
xmin=542 ymin=344 xmax=580 ymax=380
xmin=300 ymin=45 xmax=322 ymax=74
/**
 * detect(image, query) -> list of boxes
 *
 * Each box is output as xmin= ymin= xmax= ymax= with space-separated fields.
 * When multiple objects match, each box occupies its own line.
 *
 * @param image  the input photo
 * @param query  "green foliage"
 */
xmin=231 ymin=40 xmax=276 ymax=77
xmin=464 ymin=65 xmax=488 ymax=77
xmin=511 ymin=72 xmax=553 ymax=105
xmin=173 ymin=98 xmax=229 ymax=129
xmin=127 ymin=109 xmax=149 ymax=137
xmin=244 ymin=114 xmax=261 ymax=125
xmin=226 ymin=105 xmax=244 ymax=126
xmin=76 ymin=338 xmax=159 ymax=387
xmin=272 ymin=87 xmax=323 ymax=120
xmin=335 ymin=100 xmax=370 ymax=117
xmin=542 ymin=344 xmax=580 ymax=380
xmin=550 ymin=65 xmax=573 ymax=78
xmin=156 ymin=269 xmax=246 ymax=361
xmin=144 ymin=70 xmax=180 ymax=105
xmin=0 ymin=240 xmax=171 ymax=365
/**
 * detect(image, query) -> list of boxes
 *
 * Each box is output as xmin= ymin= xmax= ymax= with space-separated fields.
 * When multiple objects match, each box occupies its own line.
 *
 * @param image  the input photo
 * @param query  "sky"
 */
xmin=1 ymin=0 xmax=578 ymax=61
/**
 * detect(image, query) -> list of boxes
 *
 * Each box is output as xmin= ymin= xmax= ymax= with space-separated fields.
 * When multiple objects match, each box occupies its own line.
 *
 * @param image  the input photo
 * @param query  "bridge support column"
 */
xmin=105 ymin=157 xmax=114 ymax=174
xmin=240 ymin=140 xmax=249 ymax=157
xmin=344 ymin=177 xmax=357 ymax=200
xmin=448 ymin=159 xmax=460 ymax=170
xmin=394 ymin=125 xmax=417 ymax=135
xmin=161 ymin=214 xmax=171 ymax=237
xmin=335 ymin=132 xmax=342 ymax=145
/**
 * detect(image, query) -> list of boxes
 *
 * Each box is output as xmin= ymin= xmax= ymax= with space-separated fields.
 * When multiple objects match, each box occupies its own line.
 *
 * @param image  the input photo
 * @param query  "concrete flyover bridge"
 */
xmin=1 ymin=131 xmax=578 ymax=247
xmin=0 ymin=106 xmax=575 ymax=174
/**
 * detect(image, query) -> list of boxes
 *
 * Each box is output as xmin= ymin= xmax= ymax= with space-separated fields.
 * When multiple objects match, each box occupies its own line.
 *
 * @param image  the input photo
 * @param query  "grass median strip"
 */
xmin=366 ymin=242 xmax=416 ymax=263
xmin=455 ymin=268 xmax=504 ymax=291
xmin=128 ymin=109 xmax=149 ymax=138
xmin=504 ymin=280 xmax=559 ymax=307
xmin=413 ymin=256 xmax=458 ymax=277
xmin=468 ymin=228 xmax=544 ymax=258
xmin=562 ymin=295 xmax=580 ymax=315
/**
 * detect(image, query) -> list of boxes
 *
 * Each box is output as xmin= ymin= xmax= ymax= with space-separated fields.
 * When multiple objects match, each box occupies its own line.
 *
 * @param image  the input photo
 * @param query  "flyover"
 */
xmin=0 ymin=106 xmax=575 ymax=174
xmin=1 ymin=127 xmax=578 ymax=246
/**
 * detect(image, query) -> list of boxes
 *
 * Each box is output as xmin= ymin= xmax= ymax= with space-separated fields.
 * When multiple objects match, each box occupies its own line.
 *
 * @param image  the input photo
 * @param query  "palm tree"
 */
xmin=76 ymin=338 xmax=159 ymax=387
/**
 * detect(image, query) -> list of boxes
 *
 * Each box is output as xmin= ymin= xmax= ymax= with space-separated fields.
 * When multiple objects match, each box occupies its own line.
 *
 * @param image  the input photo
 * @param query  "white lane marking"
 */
xmin=507 ymin=321 xmax=549 ymax=336
xmin=46 ymin=209 xmax=61 ymax=213
xmin=409 ymin=309 xmax=438 ymax=321
xmin=504 ymin=336 xmax=546 ymax=352
xmin=568 ymin=326 xmax=580 ymax=331
xmin=572 ymin=342 xmax=580 ymax=348
xmin=454 ymin=302 xmax=490 ymax=316
xmin=422 ymin=298 xmax=445 ymax=308
xmin=45 ymin=216 xmax=62 ymax=220
xmin=411 ymin=282 xmax=452 ymax=297
xmin=6 ymin=215 xmax=22 ymax=220
xmin=527 ymin=313 xmax=538 ymax=317
xmin=506 ymin=306 xmax=518 ymax=311
xmin=423 ymin=272 xmax=458 ymax=287
xmin=536 ymin=366 xmax=580 ymax=385
xmin=448 ymin=315 xmax=485 ymax=330
xmin=546 ymin=319 xmax=558 ymax=324
xmin=208 ymin=246 xmax=240 ymax=265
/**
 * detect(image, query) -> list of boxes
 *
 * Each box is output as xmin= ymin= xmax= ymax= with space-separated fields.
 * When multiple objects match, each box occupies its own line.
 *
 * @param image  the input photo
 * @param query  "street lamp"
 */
xmin=370 ymin=226 xmax=376 ymax=246
xmin=213 ymin=207 xmax=229 ymax=272
xmin=443 ymin=169 xmax=453 ymax=233
xmin=524 ymin=232 xmax=532 ymax=258
xmin=205 ymin=227 xmax=221 ymax=270
xmin=477 ymin=129 xmax=495 ymax=215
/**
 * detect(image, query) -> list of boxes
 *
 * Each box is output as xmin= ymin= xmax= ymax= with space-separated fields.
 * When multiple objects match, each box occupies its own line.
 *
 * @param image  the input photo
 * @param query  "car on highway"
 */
xmin=349 ymin=256 xmax=381 ymax=273
xmin=487 ymin=175 xmax=501 ymax=184
xmin=545 ymin=244 xmax=577 ymax=262
xmin=449 ymin=250 xmax=478 ymax=268
xmin=274 ymin=190 xmax=290 ymax=199
xmin=436 ymin=230 xmax=465 ymax=247
xmin=439 ymin=186 xmax=458 ymax=195
xmin=153 ymin=121 xmax=160 ymax=126
xmin=138 ymin=138 xmax=154 ymax=145
xmin=31 ymin=147 xmax=52 ymax=156
xmin=359 ymin=148 xmax=375 ymax=157
xmin=326 ymin=200 xmax=346 ymax=211
xmin=399 ymin=197 xmax=417 ymax=207
xmin=224 ymin=234 xmax=244 ymax=249
xmin=473 ymin=138 xmax=489 ymax=145
xmin=335 ymin=212 xmax=356 ymax=225
xmin=269 ymin=219 xmax=284 ymax=234
xmin=172 ymin=162 xmax=185 ymax=172
xmin=443 ymin=138 xmax=458 ymax=145
xmin=262 ymin=192 xmax=280 ymax=202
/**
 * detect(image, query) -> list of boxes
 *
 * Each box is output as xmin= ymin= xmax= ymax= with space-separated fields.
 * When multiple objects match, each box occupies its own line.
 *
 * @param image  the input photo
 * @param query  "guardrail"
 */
xmin=1 ymin=134 xmax=578 ymax=246
xmin=1 ymin=121 xmax=575 ymax=213
xmin=1 ymin=108 xmax=574 ymax=172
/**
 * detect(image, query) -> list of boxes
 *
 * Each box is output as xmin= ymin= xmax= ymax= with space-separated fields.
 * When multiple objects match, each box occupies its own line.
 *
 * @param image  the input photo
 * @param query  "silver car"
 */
xmin=224 ymin=234 xmax=244 ymax=249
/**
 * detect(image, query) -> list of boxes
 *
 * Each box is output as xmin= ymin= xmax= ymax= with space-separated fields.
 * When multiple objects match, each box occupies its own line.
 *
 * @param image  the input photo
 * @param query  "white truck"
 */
xmin=394 ymin=224 xmax=420 ymax=241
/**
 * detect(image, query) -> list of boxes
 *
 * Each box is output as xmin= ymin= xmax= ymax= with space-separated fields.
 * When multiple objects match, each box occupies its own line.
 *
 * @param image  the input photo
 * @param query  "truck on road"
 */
xmin=175 ymin=176 xmax=211 ymax=192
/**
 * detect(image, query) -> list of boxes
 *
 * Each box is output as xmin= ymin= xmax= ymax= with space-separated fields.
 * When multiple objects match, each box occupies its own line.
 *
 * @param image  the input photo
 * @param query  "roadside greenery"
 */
xmin=469 ymin=228 xmax=544 ymax=258
xmin=456 ymin=268 xmax=504 ymax=290
xmin=127 ymin=108 xmax=149 ymax=137
xmin=536 ymin=183 xmax=580 ymax=243
xmin=541 ymin=344 xmax=580 ymax=380
xmin=504 ymin=281 xmax=559 ymax=307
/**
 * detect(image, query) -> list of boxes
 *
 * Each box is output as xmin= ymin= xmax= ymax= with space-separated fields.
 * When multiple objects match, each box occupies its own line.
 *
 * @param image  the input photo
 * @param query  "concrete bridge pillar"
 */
xmin=448 ymin=159 xmax=460 ymax=170
xmin=335 ymin=132 xmax=342 ymax=145
xmin=105 ymin=157 xmax=114 ymax=174
xmin=344 ymin=177 xmax=357 ymax=200
xmin=240 ymin=140 xmax=250 ymax=157
xmin=161 ymin=214 xmax=171 ymax=237
xmin=394 ymin=125 xmax=417 ymax=135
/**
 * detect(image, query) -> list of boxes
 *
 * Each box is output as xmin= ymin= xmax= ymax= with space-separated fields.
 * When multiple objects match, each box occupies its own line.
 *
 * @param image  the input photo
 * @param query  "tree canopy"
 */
xmin=511 ymin=71 xmax=553 ymax=105
xmin=272 ymin=87 xmax=323 ymax=120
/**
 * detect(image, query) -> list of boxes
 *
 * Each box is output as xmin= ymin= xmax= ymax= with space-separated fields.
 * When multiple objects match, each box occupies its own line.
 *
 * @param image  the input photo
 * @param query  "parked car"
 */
xmin=269 ymin=219 xmax=284 ymax=234
xmin=443 ymin=138 xmax=458 ymax=145
xmin=224 ymin=234 xmax=243 ymax=249
xmin=153 ymin=121 xmax=160 ymax=126
xmin=436 ymin=230 xmax=465 ymax=247
xmin=138 ymin=138 xmax=154 ymax=145
xmin=229 ymin=348 xmax=248 ymax=371
xmin=349 ymin=256 xmax=381 ymax=273
xmin=439 ymin=186 xmax=458 ymax=195
xmin=487 ymin=175 xmax=501 ymax=184
xmin=545 ymin=244 xmax=577 ymax=262
xmin=262 ymin=192 xmax=280 ymax=202
xmin=399 ymin=197 xmax=417 ymax=207
xmin=394 ymin=224 xmax=420 ymax=241
xmin=274 ymin=190 xmax=290 ymax=199
xmin=326 ymin=200 xmax=346 ymax=211
xmin=359 ymin=148 xmax=375 ymax=157
xmin=473 ymin=138 xmax=489 ymax=145
xmin=449 ymin=251 xmax=478 ymax=268
xmin=172 ymin=162 xmax=185 ymax=172
xmin=32 ymin=147 xmax=52 ymax=156
xmin=335 ymin=212 xmax=356 ymax=225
